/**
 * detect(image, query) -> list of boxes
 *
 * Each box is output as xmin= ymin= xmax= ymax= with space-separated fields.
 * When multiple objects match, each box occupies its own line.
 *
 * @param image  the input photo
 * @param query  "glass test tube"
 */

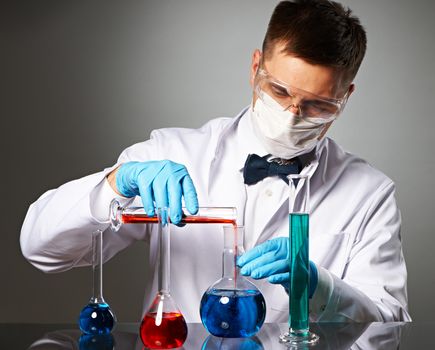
xmin=110 ymin=199 xmax=237 ymax=231
xmin=279 ymin=174 xmax=319 ymax=346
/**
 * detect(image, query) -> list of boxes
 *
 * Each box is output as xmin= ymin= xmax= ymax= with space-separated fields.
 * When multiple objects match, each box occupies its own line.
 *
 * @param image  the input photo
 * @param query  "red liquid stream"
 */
xmin=124 ymin=215 xmax=240 ymax=297
xmin=233 ymin=226 xmax=239 ymax=287
xmin=140 ymin=312 xmax=188 ymax=349
xmin=123 ymin=214 xmax=239 ymax=285
xmin=121 ymin=214 xmax=238 ymax=288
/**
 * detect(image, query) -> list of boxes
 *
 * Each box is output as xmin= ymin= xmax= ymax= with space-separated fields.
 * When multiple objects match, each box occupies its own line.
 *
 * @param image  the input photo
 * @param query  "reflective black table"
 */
xmin=0 ymin=322 xmax=431 ymax=349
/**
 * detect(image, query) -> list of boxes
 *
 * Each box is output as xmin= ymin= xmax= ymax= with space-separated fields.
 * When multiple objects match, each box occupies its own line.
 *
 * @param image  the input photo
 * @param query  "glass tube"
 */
xmin=279 ymin=174 xmax=319 ymax=346
xmin=110 ymin=199 xmax=237 ymax=231
xmin=139 ymin=207 xmax=188 ymax=349
xmin=79 ymin=230 xmax=116 ymax=335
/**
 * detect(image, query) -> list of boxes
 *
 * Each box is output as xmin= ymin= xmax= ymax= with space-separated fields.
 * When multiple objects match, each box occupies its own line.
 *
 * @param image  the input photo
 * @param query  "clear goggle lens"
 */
xmin=255 ymin=71 xmax=347 ymax=122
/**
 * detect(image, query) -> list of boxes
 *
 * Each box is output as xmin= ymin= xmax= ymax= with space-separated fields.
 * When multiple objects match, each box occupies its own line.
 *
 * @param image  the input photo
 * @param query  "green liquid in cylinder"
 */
xmin=289 ymin=213 xmax=309 ymax=334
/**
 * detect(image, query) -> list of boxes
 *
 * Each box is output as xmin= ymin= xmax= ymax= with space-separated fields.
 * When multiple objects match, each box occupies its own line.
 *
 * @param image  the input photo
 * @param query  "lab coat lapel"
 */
xmin=253 ymin=194 xmax=289 ymax=245
xmin=206 ymin=110 xmax=247 ymax=222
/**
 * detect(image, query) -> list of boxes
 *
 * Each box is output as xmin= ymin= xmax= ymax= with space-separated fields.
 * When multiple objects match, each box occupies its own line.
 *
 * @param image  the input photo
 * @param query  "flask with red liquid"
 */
xmin=139 ymin=207 xmax=188 ymax=349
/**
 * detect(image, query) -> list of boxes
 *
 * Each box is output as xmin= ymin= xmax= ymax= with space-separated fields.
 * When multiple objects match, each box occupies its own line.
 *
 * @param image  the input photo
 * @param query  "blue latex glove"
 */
xmin=115 ymin=160 xmax=198 ymax=224
xmin=237 ymin=237 xmax=318 ymax=298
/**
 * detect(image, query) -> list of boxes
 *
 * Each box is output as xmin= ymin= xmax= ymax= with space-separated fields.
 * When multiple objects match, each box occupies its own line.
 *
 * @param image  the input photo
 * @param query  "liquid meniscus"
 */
xmin=140 ymin=312 xmax=188 ymax=349
xmin=200 ymin=289 xmax=266 ymax=338
xmin=79 ymin=302 xmax=115 ymax=335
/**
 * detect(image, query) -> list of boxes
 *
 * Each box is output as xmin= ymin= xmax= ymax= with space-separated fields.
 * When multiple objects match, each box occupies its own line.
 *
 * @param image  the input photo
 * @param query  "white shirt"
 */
xmin=20 ymin=107 xmax=411 ymax=322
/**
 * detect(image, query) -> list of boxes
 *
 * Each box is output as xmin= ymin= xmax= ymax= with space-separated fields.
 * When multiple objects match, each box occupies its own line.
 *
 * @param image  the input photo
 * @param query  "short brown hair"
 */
xmin=263 ymin=0 xmax=367 ymax=83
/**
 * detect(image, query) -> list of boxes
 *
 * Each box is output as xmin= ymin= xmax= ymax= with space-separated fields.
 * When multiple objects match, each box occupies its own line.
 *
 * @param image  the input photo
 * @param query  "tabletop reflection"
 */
xmin=26 ymin=322 xmax=406 ymax=350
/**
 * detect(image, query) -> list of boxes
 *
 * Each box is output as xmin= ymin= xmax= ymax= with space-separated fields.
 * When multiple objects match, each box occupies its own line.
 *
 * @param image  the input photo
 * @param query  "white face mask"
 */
xmin=251 ymin=93 xmax=329 ymax=159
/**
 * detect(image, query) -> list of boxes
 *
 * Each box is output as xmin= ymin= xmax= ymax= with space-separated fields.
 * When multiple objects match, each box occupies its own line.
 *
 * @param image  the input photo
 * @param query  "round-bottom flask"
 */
xmin=79 ymin=302 xmax=116 ymax=335
xmin=140 ymin=208 xmax=188 ymax=349
xmin=140 ymin=292 xmax=188 ymax=349
xmin=200 ymin=226 xmax=266 ymax=338
xmin=79 ymin=230 xmax=116 ymax=335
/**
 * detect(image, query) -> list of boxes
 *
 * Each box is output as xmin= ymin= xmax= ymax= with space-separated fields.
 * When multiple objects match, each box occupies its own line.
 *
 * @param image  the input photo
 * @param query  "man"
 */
xmin=21 ymin=0 xmax=411 ymax=322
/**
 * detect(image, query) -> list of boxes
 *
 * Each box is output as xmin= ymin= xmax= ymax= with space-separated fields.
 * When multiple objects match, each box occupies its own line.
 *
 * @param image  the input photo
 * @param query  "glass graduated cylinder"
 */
xmin=139 ymin=207 xmax=188 ymax=349
xmin=279 ymin=174 xmax=319 ymax=346
xmin=289 ymin=212 xmax=309 ymax=332
xmin=110 ymin=199 xmax=237 ymax=231
xmin=200 ymin=226 xmax=266 ymax=338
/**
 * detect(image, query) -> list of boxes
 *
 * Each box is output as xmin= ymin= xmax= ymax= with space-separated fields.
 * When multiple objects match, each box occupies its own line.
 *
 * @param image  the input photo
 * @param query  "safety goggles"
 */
xmin=254 ymin=68 xmax=348 ymax=122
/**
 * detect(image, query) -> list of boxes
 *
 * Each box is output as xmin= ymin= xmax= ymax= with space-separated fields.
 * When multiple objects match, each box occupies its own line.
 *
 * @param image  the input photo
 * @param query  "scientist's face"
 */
xmin=249 ymin=44 xmax=354 ymax=139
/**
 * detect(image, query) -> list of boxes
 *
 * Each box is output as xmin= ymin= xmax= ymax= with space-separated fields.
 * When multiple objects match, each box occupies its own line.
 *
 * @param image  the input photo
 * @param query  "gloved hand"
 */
xmin=115 ymin=160 xmax=198 ymax=224
xmin=237 ymin=237 xmax=318 ymax=298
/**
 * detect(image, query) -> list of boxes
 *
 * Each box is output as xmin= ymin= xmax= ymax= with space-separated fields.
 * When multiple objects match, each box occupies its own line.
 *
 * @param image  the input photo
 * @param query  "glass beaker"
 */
xmin=110 ymin=199 xmax=237 ymax=231
xmin=200 ymin=226 xmax=266 ymax=338
xmin=140 ymin=207 xmax=188 ymax=349
xmin=279 ymin=174 xmax=319 ymax=346
xmin=79 ymin=230 xmax=116 ymax=335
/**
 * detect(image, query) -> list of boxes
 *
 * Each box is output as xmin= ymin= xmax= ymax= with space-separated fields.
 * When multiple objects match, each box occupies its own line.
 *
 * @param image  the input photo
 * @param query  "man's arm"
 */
xmin=238 ymin=181 xmax=411 ymax=322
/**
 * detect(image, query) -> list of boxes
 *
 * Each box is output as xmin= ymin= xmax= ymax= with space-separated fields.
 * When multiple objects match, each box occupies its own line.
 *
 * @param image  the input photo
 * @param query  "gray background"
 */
xmin=2 ymin=0 xmax=434 ymax=323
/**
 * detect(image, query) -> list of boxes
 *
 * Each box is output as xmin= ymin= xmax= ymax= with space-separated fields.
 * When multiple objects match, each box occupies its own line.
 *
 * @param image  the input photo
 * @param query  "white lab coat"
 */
xmin=20 ymin=107 xmax=411 ymax=323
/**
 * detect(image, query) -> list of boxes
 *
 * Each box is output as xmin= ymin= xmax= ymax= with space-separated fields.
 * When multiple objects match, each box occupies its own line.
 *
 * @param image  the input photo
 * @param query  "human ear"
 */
xmin=347 ymin=83 xmax=355 ymax=98
xmin=250 ymin=49 xmax=262 ymax=87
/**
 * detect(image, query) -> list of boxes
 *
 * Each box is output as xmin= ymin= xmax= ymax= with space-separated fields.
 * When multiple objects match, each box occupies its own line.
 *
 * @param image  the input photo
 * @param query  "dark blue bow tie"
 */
xmin=243 ymin=154 xmax=301 ymax=185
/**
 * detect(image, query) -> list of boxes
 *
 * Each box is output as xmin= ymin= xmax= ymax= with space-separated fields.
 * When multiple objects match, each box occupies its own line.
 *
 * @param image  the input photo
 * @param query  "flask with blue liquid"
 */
xmin=200 ymin=225 xmax=266 ymax=338
xmin=78 ymin=230 xmax=116 ymax=335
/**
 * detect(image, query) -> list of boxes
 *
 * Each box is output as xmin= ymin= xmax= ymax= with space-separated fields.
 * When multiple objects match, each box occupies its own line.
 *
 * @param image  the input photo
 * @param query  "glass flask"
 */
xmin=200 ymin=225 xmax=266 ymax=338
xmin=110 ymin=199 xmax=237 ymax=231
xmin=279 ymin=174 xmax=319 ymax=346
xmin=79 ymin=230 xmax=116 ymax=335
xmin=140 ymin=207 xmax=188 ymax=349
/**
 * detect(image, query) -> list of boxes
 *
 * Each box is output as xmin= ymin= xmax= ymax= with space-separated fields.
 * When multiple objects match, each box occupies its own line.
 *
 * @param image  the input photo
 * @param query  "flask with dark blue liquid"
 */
xmin=200 ymin=226 xmax=266 ymax=338
xmin=79 ymin=230 xmax=116 ymax=335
